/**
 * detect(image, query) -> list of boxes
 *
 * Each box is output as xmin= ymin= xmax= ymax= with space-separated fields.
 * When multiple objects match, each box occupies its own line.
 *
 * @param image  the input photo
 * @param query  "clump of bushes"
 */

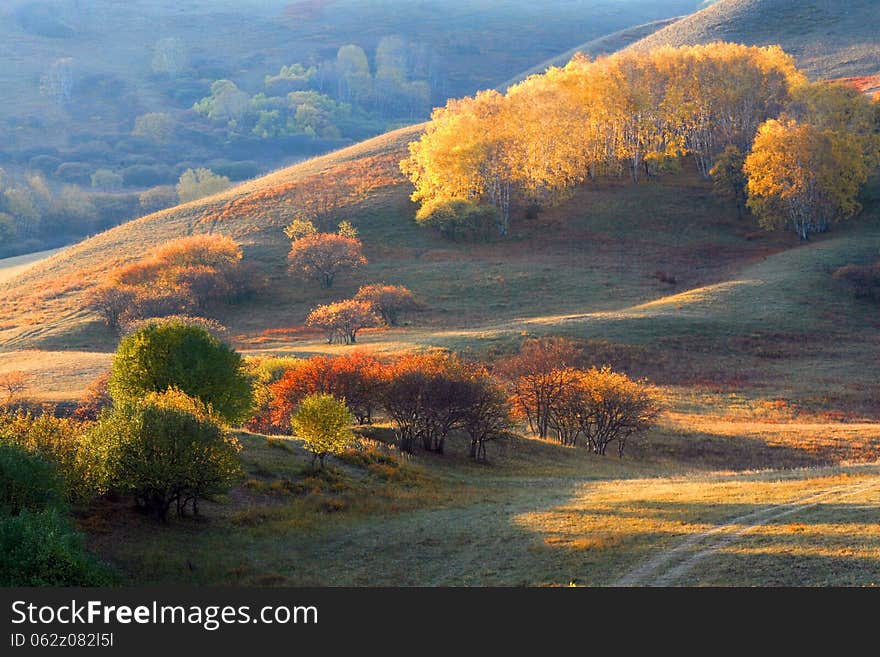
xmin=92 ymin=389 xmax=242 ymax=520
xmin=0 ymin=509 xmax=115 ymax=586
xmin=0 ymin=410 xmax=105 ymax=502
xmin=0 ymin=425 xmax=114 ymax=586
xmin=833 ymin=261 xmax=880 ymax=301
xmin=0 ymin=443 xmax=66 ymax=516
xmin=498 ymin=338 xmax=660 ymax=456
xmin=87 ymin=234 xmax=260 ymax=331
xmin=414 ymin=198 xmax=500 ymax=241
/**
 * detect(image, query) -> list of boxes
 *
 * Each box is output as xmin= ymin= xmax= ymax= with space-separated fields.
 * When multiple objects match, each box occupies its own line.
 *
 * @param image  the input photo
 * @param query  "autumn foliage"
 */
xmin=288 ymin=232 xmax=367 ymax=288
xmin=87 ymin=234 xmax=254 ymax=330
xmin=546 ymin=367 xmax=660 ymax=456
xmin=306 ymin=299 xmax=380 ymax=344
xmin=402 ymin=43 xmax=805 ymax=235
xmin=496 ymin=337 xmax=584 ymax=438
xmin=742 ymin=80 xmax=878 ymax=240
xmin=354 ymin=284 xmax=422 ymax=326
xmin=266 ymin=352 xmax=384 ymax=432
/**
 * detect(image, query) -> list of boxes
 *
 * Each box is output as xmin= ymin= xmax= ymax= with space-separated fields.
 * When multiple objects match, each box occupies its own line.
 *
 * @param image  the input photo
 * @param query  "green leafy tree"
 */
xmin=193 ymin=80 xmax=250 ymax=123
xmin=291 ymin=393 xmax=355 ymax=469
xmin=108 ymin=320 xmax=254 ymax=424
xmin=176 ymin=168 xmax=232 ymax=203
xmin=709 ymin=145 xmax=748 ymax=217
xmin=133 ymin=112 xmax=176 ymax=143
xmin=94 ymin=389 xmax=241 ymax=519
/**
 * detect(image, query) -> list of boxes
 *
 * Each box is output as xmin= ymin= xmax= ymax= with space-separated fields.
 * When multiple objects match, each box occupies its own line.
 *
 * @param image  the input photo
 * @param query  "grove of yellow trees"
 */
xmin=402 ymin=42 xmax=878 ymax=240
xmin=402 ymin=43 xmax=805 ymax=235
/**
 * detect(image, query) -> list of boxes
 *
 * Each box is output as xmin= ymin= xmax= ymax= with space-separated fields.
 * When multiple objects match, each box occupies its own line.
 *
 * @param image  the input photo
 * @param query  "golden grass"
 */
xmin=515 ymin=466 xmax=880 ymax=586
xmin=0 ymin=349 xmax=110 ymax=401
xmin=82 ymin=426 xmax=880 ymax=586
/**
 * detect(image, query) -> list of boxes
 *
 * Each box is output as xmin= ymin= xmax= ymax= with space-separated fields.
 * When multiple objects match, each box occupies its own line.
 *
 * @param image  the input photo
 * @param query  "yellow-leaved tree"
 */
xmin=744 ymin=117 xmax=868 ymax=240
xmin=291 ymin=393 xmax=355 ymax=469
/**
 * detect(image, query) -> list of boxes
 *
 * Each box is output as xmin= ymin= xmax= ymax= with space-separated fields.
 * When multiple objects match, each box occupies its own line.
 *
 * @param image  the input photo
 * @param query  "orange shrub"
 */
xmin=265 ymin=353 xmax=385 ymax=433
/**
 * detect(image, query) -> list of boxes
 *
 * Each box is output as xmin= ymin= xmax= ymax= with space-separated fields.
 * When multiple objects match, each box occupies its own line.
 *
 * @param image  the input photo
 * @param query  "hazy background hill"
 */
xmin=501 ymin=17 xmax=682 ymax=89
xmin=629 ymin=0 xmax=880 ymax=79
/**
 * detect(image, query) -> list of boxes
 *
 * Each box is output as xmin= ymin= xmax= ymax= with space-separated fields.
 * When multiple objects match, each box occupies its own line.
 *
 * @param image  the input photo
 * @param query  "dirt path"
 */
xmin=614 ymin=478 xmax=880 ymax=587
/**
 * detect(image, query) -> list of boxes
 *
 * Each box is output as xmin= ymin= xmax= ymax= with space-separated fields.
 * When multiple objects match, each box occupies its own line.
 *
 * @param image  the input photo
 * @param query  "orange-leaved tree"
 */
xmin=354 ymin=284 xmax=423 ymax=326
xmin=288 ymin=232 xmax=367 ymax=288
xmin=495 ymin=337 xmax=584 ymax=439
xmin=306 ymin=299 xmax=380 ymax=345
xmin=267 ymin=352 xmax=385 ymax=431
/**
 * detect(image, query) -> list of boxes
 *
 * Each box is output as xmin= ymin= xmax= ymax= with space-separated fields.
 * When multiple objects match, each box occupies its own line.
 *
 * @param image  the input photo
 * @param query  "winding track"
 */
xmin=613 ymin=478 xmax=880 ymax=587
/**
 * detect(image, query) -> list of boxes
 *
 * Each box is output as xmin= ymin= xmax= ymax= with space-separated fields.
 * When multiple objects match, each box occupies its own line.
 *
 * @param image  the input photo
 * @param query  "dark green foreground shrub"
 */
xmin=0 ymin=444 xmax=65 ymax=515
xmin=0 ymin=509 xmax=115 ymax=586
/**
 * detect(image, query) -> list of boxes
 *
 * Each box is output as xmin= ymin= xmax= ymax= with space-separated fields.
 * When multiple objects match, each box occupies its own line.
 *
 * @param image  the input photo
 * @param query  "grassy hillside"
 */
xmin=628 ymin=0 xmax=880 ymax=79
xmin=0 ymin=248 xmax=62 ymax=285
xmin=4 ymin=2 xmax=880 ymax=590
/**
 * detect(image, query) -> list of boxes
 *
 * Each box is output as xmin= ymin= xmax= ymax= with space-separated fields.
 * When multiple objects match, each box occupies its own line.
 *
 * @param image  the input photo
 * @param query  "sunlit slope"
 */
xmin=0 ymin=125 xmax=422 ymax=349
xmin=629 ymin=0 xmax=880 ymax=79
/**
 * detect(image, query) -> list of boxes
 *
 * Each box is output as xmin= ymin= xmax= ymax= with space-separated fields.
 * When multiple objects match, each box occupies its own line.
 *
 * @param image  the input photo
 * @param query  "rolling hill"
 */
xmin=2 ymin=0 xmax=879 ymax=414
xmin=4 ymin=5 xmax=880 ymax=588
xmin=628 ymin=0 xmax=880 ymax=79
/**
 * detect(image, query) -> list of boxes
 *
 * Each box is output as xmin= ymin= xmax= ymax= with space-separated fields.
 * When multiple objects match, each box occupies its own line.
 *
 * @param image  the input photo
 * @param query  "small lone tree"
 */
xmin=0 ymin=371 xmax=29 ymax=407
xmin=291 ymin=393 xmax=355 ymax=469
xmin=307 ymin=300 xmax=379 ymax=345
xmin=288 ymin=233 xmax=367 ymax=288
xmin=354 ymin=284 xmax=423 ymax=326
